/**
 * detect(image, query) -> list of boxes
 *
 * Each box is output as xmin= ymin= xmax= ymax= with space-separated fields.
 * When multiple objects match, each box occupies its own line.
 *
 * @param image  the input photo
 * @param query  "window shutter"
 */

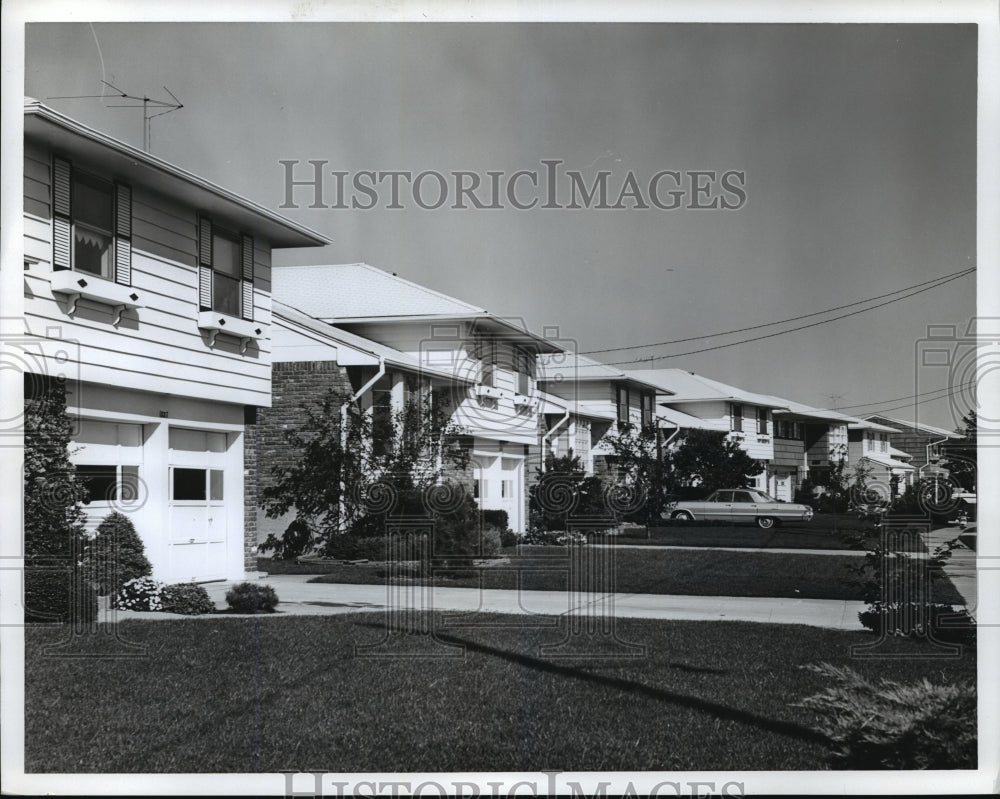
xmin=240 ymin=233 xmax=254 ymax=321
xmin=52 ymin=156 xmax=72 ymax=271
xmin=198 ymin=216 xmax=212 ymax=310
xmin=114 ymin=183 xmax=132 ymax=285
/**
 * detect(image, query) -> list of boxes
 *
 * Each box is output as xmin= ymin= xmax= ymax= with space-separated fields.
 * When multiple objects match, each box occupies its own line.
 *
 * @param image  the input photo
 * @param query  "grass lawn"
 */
xmin=24 ymin=613 xmax=976 ymax=773
xmin=301 ymin=547 xmax=964 ymax=603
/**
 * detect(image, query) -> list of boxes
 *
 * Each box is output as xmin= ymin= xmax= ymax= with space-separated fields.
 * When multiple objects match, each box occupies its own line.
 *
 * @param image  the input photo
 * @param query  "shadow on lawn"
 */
xmin=358 ymin=621 xmax=829 ymax=746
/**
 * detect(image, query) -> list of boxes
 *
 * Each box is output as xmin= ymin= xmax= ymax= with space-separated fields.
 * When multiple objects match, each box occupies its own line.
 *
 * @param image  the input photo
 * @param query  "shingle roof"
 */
xmin=628 ymin=368 xmax=788 ymax=409
xmin=272 ymin=263 xmax=486 ymax=321
xmin=536 ymin=353 xmax=665 ymax=392
xmin=865 ymin=414 xmax=963 ymax=439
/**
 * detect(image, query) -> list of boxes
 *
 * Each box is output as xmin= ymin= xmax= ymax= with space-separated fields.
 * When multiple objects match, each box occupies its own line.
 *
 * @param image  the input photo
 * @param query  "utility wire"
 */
xmin=583 ymin=267 xmax=975 ymax=355
xmin=604 ymin=269 xmax=974 ymax=365
xmin=825 ymin=379 xmax=977 ymax=413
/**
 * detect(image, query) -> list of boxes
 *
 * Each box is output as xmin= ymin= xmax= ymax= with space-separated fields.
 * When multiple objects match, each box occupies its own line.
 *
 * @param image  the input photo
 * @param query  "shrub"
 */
xmin=226 ymin=582 xmax=279 ymax=614
xmin=522 ymin=529 xmax=588 ymax=546
xmin=161 ymin=583 xmax=216 ymax=615
xmin=24 ymin=567 xmax=98 ymax=624
xmin=858 ymin=602 xmax=976 ymax=647
xmin=499 ymin=529 xmax=520 ymax=548
xmin=481 ymin=509 xmax=509 ymax=530
xmin=114 ymin=576 xmax=166 ymax=612
xmin=260 ymin=517 xmax=315 ymax=560
xmin=796 ymin=663 xmax=976 ymax=769
xmin=84 ymin=512 xmax=152 ymax=596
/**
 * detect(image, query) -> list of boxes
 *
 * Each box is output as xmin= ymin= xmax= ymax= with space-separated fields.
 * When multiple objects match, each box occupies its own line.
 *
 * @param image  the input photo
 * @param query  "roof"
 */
xmin=848 ymin=419 xmax=900 ymax=433
xmin=757 ymin=394 xmax=866 ymax=425
xmin=273 ymin=263 xmax=485 ymax=320
xmin=865 ymin=414 xmax=963 ymax=439
xmin=538 ymin=392 xmax=618 ymax=420
xmin=862 ymin=454 xmax=916 ymax=471
xmin=887 ymin=445 xmax=913 ymax=460
xmin=628 ymin=368 xmax=789 ymax=409
xmin=536 ymin=353 xmax=666 ymax=393
xmin=272 ymin=301 xmax=474 ymax=384
xmin=656 ymin=405 xmax=729 ymax=431
xmin=273 ymin=263 xmax=563 ymax=353
xmin=24 ymin=98 xmax=330 ymax=250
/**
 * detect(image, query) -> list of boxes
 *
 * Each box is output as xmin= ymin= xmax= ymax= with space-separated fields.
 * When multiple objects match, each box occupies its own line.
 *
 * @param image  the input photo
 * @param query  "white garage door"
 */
xmin=772 ymin=470 xmax=795 ymax=502
xmin=472 ymin=453 xmax=524 ymax=532
xmin=168 ymin=428 xmax=230 ymax=582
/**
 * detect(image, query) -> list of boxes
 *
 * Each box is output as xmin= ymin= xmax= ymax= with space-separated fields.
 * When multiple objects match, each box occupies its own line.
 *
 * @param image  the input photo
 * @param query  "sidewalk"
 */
xmin=922 ymin=524 xmax=977 ymax=607
xmin=104 ymin=574 xmax=868 ymax=631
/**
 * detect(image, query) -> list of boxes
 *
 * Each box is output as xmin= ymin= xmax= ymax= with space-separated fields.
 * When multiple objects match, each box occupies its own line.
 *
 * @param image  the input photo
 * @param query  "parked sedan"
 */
xmin=667 ymin=489 xmax=813 ymax=529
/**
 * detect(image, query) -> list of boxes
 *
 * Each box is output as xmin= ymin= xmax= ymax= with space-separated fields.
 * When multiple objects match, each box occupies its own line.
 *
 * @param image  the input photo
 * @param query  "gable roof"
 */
xmin=628 ymin=368 xmax=788 ymax=410
xmin=273 ymin=263 xmax=485 ymax=320
xmin=24 ymin=98 xmax=329 ymax=249
xmin=272 ymin=301 xmax=474 ymax=383
xmin=536 ymin=353 xmax=666 ymax=393
xmin=865 ymin=414 xmax=963 ymax=439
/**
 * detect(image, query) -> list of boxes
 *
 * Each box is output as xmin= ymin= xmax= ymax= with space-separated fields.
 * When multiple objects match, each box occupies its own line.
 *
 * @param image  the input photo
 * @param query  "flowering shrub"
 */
xmin=522 ymin=529 xmax=589 ymax=546
xmin=225 ymin=582 xmax=280 ymax=614
xmin=161 ymin=583 xmax=216 ymax=615
xmin=114 ymin=576 xmax=166 ymax=611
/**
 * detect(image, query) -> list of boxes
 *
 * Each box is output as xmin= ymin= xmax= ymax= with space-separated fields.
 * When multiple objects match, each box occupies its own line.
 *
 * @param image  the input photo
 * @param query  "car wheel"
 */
xmin=756 ymin=516 xmax=777 ymax=530
xmin=672 ymin=511 xmax=693 ymax=522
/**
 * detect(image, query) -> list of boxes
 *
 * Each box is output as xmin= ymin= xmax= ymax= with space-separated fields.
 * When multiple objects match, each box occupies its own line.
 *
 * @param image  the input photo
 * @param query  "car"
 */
xmin=667 ymin=489 xmax=813 ymax=529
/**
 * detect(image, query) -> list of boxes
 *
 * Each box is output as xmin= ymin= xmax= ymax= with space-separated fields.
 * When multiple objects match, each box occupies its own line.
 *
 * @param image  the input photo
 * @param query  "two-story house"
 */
xmin=847 ymin=418 xmax=916 ymax=491
xmin=271 ymin=263 xmax=562 ymax=532
xmin=628 ymin=368 xmax=788 ymax=492
xmin=535 ymin=354 xmax=665 ymax=480
xmin=22 ymin=99 xmax=328 ymax=583
xmin=863 ymin=414 xmax=963 ymax=479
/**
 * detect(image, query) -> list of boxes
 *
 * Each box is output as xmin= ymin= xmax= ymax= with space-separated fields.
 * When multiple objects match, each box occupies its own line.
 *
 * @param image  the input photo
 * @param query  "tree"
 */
xmin=599 ymin=423 xmax=668 ymax=525
xmin=939 ymin=409 xmax=976 ymax=493
xmin=667 ymin=429 xmax=764 ymax=494
xmin=529 ymin=450 xmax=607 ymax=531
xmin=84 ymin=511 xmax=152 ymax=596
xmin=23 ymin=375 xmax=96 ymax=623
xmin=261 ymin=385 xmax=472 ymax=558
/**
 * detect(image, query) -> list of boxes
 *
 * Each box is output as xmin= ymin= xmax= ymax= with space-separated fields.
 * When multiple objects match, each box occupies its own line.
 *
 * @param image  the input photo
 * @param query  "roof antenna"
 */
xmin=48 ymin=80 xmax=184 ymax=153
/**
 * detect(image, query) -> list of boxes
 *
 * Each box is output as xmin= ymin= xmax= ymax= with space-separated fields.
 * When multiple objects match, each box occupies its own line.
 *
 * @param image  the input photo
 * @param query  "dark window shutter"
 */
xmin=114 ymin=183 xmax=132 ymax=285
xmin=198 ymin=216 xmax=212 ymax=310
xmin=240 ymin=233 xmax=254 ymax=321
xmin=52 ymin=156 xmax=72 ymax=271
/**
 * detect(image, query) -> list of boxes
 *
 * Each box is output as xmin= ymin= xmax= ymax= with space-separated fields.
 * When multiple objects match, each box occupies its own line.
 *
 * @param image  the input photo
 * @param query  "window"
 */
xmin=640 ymin=392 xmax=654 ymax=429
xmin=52 ymin=157 xmax=132 ymax=285
xmin=198 ymin=216 xmax=254 ymax=321
xmin=370 ymin=373 xmax=393 ymax=456
xmin=616 ymin=385 xmax=630 ymax=424
xmin=757 ymin=407 xmax=769 ymax=435
xmin=479 ymin=341 xmax=497 ymax=388
xmin=731 ymin=403 xmax=743 ymax=433
xmin=171 ymin=468 xmax=224 ymax=502
xmin=500 ymin=479 xmax=513 ymax=499
xmin=77 ymin=465 xmax=118 ymax=504
xmin=733 ymin=491 xmax=754 ymax=503
xmin=714 ymin=491 xmax=733 ymax=503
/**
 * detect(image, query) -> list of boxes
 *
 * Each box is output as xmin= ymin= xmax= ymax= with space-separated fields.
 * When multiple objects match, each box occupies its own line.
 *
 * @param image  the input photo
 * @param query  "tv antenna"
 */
xmin=48 ymin=81 xmax=184 ymax=153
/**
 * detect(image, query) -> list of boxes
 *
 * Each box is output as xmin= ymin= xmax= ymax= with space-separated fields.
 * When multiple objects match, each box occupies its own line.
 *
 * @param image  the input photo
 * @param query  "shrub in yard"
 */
xmin=84 ymin=512 xmax=152 ymax=596
xmin=23 ymin=375 xmax=93 ymax=624
xmin=24 ymin=567 xmax=98 ymax=625
xmin=858 ymin=602 xmax=976 ymax=647
xmin=226 ymin=582 xmax=279 ymax=614
xmin=522 ymin=529 xmax=588 ymax=546
xmin=161 ymin=583 xmax=216 ymax=615
xmin=114 ymin=576 xmax=166 ymax=611
xmin=796 ymin=663 xmax=976 ymax=769
xmin=499 ymin=529 xmax=520 ymax=548
xmin=260 ymin=517 xmax=315 ymax=560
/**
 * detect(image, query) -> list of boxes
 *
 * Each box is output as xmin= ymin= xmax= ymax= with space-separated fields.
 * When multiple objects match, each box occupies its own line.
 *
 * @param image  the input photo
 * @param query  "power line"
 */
xmin=827 ymin=379 xmax=977 ymax=413
xmin=582 ymin=267 xmax=975 ymax=355
xmin=603 ymin=269 xmax=974 ymax=365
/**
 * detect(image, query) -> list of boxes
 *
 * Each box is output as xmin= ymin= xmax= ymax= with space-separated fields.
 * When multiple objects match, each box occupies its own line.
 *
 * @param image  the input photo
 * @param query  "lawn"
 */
xmin=301 ymin=547 xmax=964 ymax=603
xmin=24 ymin=614 xmax=976 ymax=773
xmin=622 ymin=513 xmax=886 ymax=550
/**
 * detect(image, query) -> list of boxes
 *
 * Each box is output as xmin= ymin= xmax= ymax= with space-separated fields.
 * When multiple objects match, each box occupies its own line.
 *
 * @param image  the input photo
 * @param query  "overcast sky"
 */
xmin=24 ymin=21 xmax=977 ymax=429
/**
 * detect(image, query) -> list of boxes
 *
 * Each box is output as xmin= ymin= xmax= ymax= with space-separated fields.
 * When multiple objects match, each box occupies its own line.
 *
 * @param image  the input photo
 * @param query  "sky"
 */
xmin=22 ymin=18 xmax=979 ymax=430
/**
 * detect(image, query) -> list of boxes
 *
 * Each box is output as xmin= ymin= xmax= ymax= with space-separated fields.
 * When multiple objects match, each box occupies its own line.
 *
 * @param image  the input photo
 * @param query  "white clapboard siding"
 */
xmin=23 ymin=145 xmax=275 ymax=407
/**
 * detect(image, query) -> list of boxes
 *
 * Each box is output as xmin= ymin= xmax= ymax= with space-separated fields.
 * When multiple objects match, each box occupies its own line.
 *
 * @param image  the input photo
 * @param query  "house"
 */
xmin=270 ymin=263 xmax=563 ymax=532
xmin=22 ymin=99 xmax=328 ymax=583
xmin=847 ymin=418 xmax=916 ymax=492
xmin=535 ymin=353 xmax=665 ymax=480
xmin=627 ymin=368 xmax=789 ymax=493
xmin=255 ymin=300 xmax=476 ymax=544
xmin=862 ymin=414 xmax=964 ymax=480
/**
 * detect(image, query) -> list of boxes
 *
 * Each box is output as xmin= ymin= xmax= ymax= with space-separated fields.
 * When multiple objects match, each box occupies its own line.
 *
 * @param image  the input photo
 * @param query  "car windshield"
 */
xmin=749 ymin=491 xmax=778 ymax=503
